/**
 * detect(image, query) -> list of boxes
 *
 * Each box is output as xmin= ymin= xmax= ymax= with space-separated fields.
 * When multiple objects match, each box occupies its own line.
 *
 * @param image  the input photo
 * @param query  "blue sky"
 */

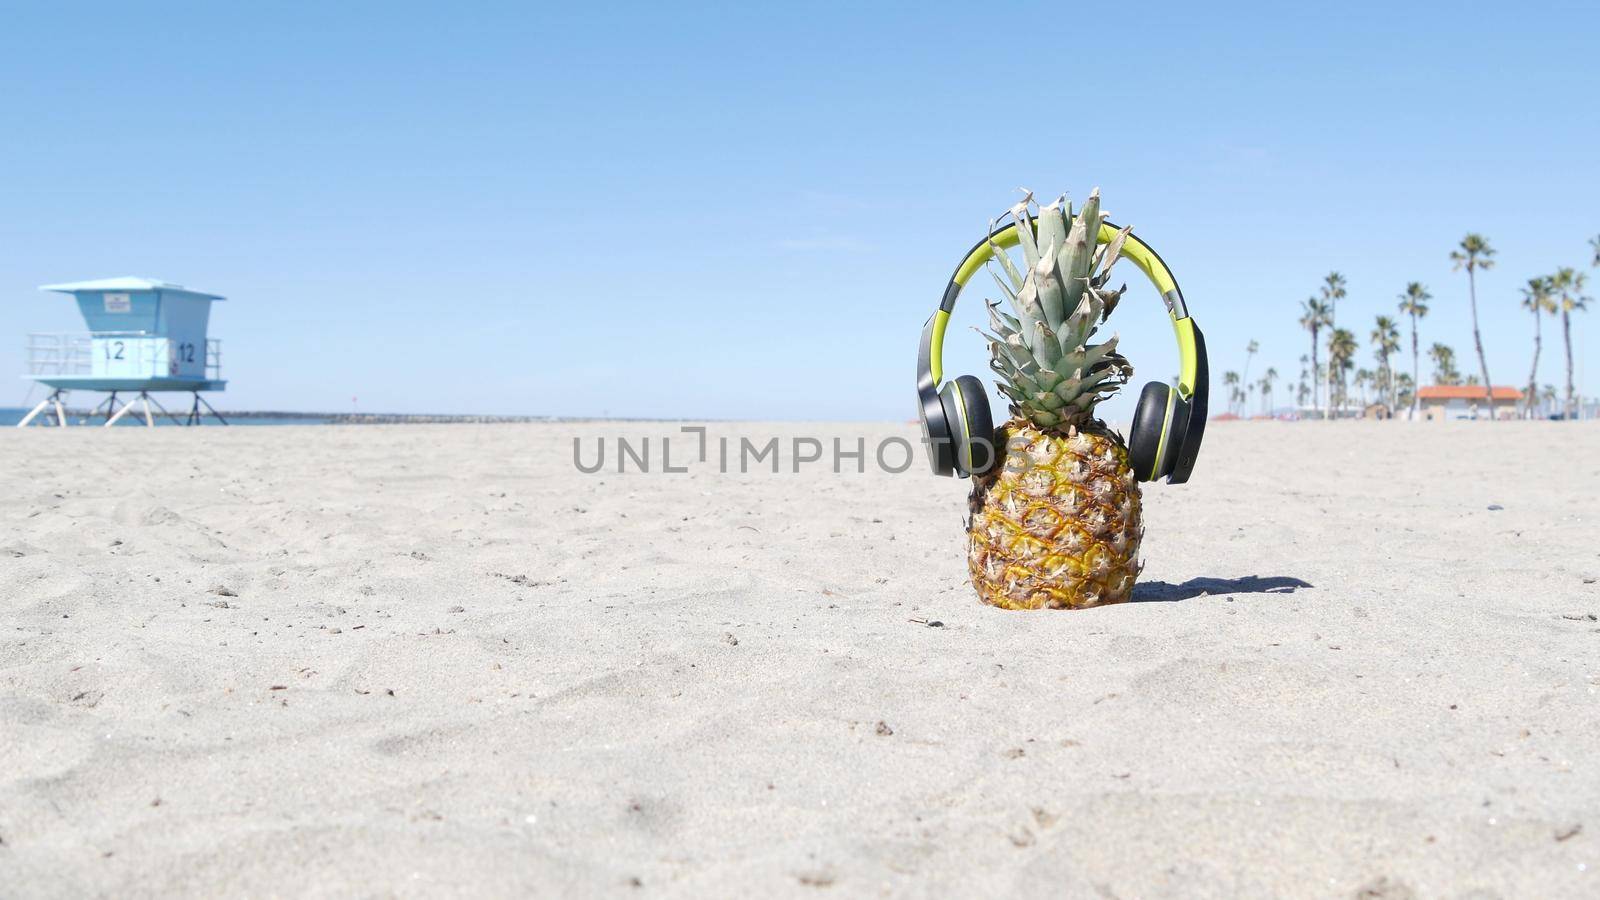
xmin=3 ymin=1 xmax=1597 ymax=419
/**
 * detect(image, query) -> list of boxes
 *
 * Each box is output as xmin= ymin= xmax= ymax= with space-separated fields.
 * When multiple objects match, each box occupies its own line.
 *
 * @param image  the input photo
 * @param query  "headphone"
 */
xmin=917 ymin=212 xmax=1209 ymax=483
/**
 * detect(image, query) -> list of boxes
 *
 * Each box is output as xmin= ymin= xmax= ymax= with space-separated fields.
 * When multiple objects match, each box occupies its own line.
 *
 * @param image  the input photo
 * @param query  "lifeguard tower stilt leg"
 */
xmin=101 ymin=391 xmax=186 ymax=427
xmin=105 ymin=392 xmax=150 ymax=427
xmin=144 ymin=393 xmax=184 ymax=426
xmin=16 ymin=389 xmax=68 ymax=427
xmin=186 ymin=392 xmax=228 ymax=426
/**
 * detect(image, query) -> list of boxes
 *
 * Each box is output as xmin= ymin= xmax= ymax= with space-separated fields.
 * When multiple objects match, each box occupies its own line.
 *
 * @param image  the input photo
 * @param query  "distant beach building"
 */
xmin=19 ymin=277 xmax=227 ymax=427
xmin=1416 ymin=385 xmax=1522 ymax=421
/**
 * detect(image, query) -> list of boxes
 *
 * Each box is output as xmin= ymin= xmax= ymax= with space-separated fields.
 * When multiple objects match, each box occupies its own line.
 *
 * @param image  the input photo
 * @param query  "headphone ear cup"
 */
xmin=953 ymin=375 xmax=994 ymax=475
xmin=1128 ymin=382 xmax=1175 ymax=482
xmin=939 ymin=376 xmax=994 ymax=477
xmin=921 ymin=388 xmax=955 ymax=476
xmin=936 ymin=383 xmax=968 ymax=474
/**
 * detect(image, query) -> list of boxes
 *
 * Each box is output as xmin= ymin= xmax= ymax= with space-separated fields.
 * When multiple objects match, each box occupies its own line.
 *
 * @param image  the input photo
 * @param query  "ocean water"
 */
xmin=0 ymin=407 xmax=333 ymax=427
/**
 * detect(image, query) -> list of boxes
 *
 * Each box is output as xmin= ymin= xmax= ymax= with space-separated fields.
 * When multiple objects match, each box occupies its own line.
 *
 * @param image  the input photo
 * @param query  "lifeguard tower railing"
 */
xmin=26 ymin=332 xmax=222 ymax=381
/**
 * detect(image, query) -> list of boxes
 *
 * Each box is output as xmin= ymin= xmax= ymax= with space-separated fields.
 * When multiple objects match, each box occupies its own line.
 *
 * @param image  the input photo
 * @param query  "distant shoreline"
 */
xmin=0 ymin=407 xmax=702 ymax=426
xmin=221 ymin=411 xmax=605 ymax=425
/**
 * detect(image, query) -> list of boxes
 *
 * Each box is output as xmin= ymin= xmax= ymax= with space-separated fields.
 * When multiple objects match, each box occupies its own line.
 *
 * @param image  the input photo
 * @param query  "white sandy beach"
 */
xmin=1 ymin=420 xmax=1597 ymax=897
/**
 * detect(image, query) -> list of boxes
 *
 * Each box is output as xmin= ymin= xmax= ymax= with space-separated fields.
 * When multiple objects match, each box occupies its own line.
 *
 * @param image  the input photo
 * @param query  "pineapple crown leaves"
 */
xmin=977 ymin=188 xmax=1134 ymax=429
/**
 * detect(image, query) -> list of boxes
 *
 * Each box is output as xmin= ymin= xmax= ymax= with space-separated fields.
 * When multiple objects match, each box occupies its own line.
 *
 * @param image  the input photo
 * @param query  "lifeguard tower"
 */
xmin=19 ymin=277 xmax=228 ymax=427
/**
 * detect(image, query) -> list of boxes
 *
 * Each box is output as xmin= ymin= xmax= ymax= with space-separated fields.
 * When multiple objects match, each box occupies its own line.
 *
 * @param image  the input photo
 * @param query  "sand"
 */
xmin=1 ymin=420 xmax=1596 ymax=897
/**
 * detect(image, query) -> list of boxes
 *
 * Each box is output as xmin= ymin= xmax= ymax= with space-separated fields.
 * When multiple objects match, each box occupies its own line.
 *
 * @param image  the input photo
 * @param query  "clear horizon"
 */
xmin=3 ymin=2 xmax=1596 ymax=420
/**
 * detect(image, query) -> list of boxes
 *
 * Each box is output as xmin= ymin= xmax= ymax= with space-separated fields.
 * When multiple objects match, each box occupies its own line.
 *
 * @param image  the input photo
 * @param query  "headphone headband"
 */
xmin=930 ymin=215 xmax=1200 ymax=399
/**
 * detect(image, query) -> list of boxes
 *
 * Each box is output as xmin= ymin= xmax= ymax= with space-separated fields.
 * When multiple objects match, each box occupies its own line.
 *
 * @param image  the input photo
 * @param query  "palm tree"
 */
xmin=1260 ymin=367 xmax=1279 ymax=415
xmin=1354 ymin=368 xmax=1372 ymax=406
xmin=1541 ymin=384 xmax=1558 ymax=417
xmin=1520 ymin=276 xmax=1556 ymax=418
xmin=1320 ymin=273 xmax=1347 ymax=419
xmin=1449 ymin=234 xmax=1496 ymax=414
xmin=1328 ymin=327 xmax=1357 ymax=413
xmin=1429 ymin=343 xmax=1460 ymax=385
xmin=1549 ymin=267 xmax=1592 ymax=418
xmin=1371 ymin=315 xmax=1401 ymax=411
xmin=1241 ymin=339 xmax=1259 ymax=413
xmin=1397 ymin=283 xmax=1430 ymax=418
xmin=1395 ymin=372 xmax=1415 ymax=411
xmin=1222 ymin=370 xmax=1240 ymax=415
xmin=1299 ymin=298 xmax=1332 ymax=414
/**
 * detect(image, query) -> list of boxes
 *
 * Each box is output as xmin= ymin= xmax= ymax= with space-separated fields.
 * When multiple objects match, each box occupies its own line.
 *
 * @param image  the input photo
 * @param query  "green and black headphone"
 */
xmin=917 ymin=211 xmax=1209 ymax=482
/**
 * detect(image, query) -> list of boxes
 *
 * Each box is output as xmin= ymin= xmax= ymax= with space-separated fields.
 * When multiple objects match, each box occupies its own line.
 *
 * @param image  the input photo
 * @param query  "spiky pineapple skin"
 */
xmin=967 ymin=419 xmax=1142 ymax=610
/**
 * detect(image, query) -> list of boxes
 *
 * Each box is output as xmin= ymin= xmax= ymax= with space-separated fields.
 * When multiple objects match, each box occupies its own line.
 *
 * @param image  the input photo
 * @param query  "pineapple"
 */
xmin=967 ymin=188 xmax=1142 ymax=610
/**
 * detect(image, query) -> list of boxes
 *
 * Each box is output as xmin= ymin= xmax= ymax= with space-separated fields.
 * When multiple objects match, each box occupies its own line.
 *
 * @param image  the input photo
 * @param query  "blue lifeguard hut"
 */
xmin=19 ymin=277 xmax=228 ymax=427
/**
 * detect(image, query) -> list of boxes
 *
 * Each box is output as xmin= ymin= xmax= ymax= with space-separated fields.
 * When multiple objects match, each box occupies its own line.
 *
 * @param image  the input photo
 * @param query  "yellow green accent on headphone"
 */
xmin=928 ymin=310 xmax=950 ymax=384
xmin=1172 ymin=316 xmax=1199 ymax=398
xmin=947 ymin=374 xmax=972 ymax=472
xmin=1149 ymin=386 xmax=1176 ymax=481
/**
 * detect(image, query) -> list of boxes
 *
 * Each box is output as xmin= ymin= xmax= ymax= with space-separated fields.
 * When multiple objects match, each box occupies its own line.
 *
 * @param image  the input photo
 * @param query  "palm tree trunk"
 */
xmin=1325 ymin=307 xmax=1336 ymax=419
xmin=1310 ymin=329 xmax=1321 ymax=413
xmin=1563 ymin=309 xmax=1575 ymax=418
xmin=1526 ymin=309 xmax=1542 ymax=419
xmin=1468 ymin=268 xmax=1494 ymax=418
xmin=1410 ymin=314 xmax=1420 ymax=419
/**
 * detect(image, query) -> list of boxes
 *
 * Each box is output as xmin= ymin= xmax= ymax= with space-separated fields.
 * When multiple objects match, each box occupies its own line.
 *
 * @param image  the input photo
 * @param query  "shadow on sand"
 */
xmin=1132 ymin=575 xmax=1313 ymax=603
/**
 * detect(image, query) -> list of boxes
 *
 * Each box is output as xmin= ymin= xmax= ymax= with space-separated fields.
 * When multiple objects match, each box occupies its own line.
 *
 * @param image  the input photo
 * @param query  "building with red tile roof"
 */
xmin=1417 ymin=385 xmax=1523 ymax=420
